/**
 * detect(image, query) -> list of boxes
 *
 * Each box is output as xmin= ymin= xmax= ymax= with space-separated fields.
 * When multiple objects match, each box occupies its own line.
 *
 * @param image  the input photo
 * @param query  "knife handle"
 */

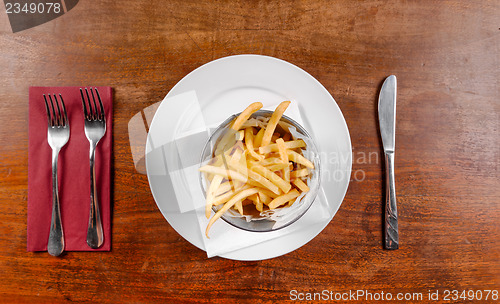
xmin=384 ymin=151 xmax=399 ymax=250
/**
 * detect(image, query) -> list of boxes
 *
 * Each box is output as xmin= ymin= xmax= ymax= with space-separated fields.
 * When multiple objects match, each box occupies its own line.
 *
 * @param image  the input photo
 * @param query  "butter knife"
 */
xmin=378 ymin=75 xmax=399 ymax=250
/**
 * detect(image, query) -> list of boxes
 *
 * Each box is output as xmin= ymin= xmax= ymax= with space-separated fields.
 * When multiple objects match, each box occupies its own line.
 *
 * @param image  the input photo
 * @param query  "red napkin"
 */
xmin=27 ymin=87 xmax=112 ymax=251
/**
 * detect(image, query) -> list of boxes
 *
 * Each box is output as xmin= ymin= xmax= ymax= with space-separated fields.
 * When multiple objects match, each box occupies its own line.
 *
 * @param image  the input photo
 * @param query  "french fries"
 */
xmin=231 ymin=102 xmax=263 ymax=131
xmin=268 ymin=189 xmax=301 ymax=210
xmin=259 ymin=139 xmax=306 ymax=154
xmin=292 ymin=178 xmax=310 ymax=192
xmin=287 ymin=150 xmax=314 ymax=169
xmin=253 ymin=127 xmax=265 ymax=147
xmin=205 ymin=188 xmax=259 ymax=237
xmin=249 ymin=162 xmax=291 ymax=194
xmin=276 ymin=138 xmax=290 ymax=182
xmin=244 ymin=127 xmax=264 ymax=160
xmin=201 ymin=101 xmax=315 ymax=237
xmin=290 ymin=168 xmax=310 ymax=179
xmin=205 ymin=175 xmax=223 ymax=218
xmin=261 ymin=101 xmax=290 ymax=147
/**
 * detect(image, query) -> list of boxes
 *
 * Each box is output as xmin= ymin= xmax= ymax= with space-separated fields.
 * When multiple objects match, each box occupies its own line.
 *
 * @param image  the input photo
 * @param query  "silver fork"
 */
xmin=44 ymin=94 xmax=69 ymax=257
xmin=81 ymin=88 xmax=106 ymax=249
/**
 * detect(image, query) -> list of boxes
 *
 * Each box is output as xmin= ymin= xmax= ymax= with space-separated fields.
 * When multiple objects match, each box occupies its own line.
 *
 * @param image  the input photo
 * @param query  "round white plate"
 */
xmin=146 ymin=55 xmax=351 ymax=260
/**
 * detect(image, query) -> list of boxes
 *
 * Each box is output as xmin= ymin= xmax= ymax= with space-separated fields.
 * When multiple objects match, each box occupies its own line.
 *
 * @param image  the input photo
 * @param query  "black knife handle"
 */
xmin=384 ymin=151 xmax=399 ymax=250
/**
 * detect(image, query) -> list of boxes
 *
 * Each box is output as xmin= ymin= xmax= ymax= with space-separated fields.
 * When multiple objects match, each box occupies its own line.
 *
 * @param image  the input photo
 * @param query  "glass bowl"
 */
xmin=199 ymin=110 xmax=321 ymax=232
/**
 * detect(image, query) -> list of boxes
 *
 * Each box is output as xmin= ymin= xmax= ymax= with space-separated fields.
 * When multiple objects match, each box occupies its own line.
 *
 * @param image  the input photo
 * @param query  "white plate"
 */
xmin=146 ymin=55 xmax=351 ymax=260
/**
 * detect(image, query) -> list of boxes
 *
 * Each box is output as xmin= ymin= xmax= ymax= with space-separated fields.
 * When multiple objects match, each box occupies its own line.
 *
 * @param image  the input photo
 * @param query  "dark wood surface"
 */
xmin=0 ymin=1 xmax=498 ymax=303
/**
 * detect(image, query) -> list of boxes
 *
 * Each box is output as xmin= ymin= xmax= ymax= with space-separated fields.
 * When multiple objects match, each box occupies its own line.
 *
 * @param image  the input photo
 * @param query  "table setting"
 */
xmin=27 ymin=87 xmax=113 ymax=254
xmin=143 ymin=55 xmax=352 ymax=260
xmin=0 ymin=1 xmax=498 ymax=303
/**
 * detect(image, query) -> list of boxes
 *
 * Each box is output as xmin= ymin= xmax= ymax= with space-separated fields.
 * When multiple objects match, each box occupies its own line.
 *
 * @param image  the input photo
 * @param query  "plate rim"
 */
xmin=146 ymin=54 xmax=352 ymax=260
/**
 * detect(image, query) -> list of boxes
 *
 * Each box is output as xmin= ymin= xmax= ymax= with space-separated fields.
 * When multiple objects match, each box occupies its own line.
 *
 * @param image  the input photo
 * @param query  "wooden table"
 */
xmin=1 ymin=1 xmax=498 ymax=303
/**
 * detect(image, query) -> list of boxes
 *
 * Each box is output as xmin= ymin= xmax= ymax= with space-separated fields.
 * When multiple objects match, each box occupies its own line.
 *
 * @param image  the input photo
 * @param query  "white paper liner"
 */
xmin=198 ymin=187 xmax=330 ymax=258
xmin=145 ymin=91 xmax=333 ymax=257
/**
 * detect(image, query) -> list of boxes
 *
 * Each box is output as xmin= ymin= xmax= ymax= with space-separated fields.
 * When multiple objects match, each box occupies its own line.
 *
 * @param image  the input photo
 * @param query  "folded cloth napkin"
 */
xmin=27 ymin=86 xmax=113 ymax=251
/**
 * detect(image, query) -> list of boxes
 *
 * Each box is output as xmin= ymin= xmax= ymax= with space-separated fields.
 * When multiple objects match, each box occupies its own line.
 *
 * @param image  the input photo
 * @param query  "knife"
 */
xmin=378 ymin=75 xmax=399 ymax=250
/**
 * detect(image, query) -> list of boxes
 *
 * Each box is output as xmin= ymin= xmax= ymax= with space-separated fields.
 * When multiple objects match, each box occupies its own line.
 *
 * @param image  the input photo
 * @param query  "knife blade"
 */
xmin=378 ymin=75 xmax=399 ymax=250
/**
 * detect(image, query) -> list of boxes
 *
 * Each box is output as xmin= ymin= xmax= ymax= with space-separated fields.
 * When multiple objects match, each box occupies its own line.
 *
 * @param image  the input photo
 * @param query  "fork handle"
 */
xmin=87 ymin=142 xmax=104 ymax=249
xmin=48 ymin=148 xmax=64 ymax=256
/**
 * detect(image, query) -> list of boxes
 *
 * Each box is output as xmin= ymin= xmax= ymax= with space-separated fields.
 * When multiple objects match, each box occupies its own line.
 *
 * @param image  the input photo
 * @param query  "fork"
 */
xmin=44 ymin=94 xmax=69 ymax=257
xmin=81 ymin=88 xmax=106 ymax=249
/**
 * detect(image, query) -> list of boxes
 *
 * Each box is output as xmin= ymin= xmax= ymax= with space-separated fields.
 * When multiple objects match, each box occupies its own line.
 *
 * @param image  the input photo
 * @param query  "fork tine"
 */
xmin=53 ymin=94 xmax=63 ymax=127
xmin=43 ymin=94 xmax=52 ymax=126
xmin=90 ymin=88 xmax=99 ymax=120
xmin=48 ymin=94 xmax=57 ymax=127
xmin=85 ymin=88 xmax=94 ymax=120
xmin=59 ymin=94 xmax=68 ymax=127
xmin=94 ymin=88 xmax=105 ymax=121
xmin=80 ymin=88 xmax=89 ymax=119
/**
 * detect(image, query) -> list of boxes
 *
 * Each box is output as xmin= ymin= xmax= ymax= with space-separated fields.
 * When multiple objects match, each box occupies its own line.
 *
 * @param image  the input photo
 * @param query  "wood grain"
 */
xmin=0 ymin=0 xmax=498 ymax=303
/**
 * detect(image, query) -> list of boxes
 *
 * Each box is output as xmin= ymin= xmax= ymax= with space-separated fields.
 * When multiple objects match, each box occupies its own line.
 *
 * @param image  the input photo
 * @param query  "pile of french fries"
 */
xmin=199 ymin=101 xmax=315 ymax=237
